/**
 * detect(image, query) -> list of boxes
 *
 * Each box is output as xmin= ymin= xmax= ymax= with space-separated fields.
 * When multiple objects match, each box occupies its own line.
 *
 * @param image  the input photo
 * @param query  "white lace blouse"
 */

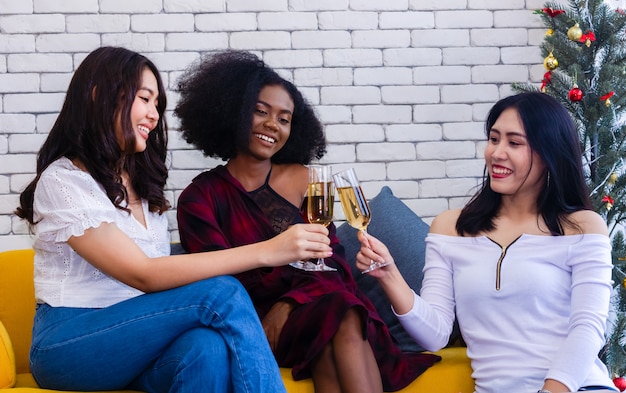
xmin=32 ymin=157 xmax=170 ymax=308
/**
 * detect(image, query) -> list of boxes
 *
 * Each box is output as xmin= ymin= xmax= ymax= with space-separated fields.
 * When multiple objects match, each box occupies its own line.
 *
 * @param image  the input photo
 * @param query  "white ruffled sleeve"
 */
xmin=33 ymin=158 xmax=119 ymax=243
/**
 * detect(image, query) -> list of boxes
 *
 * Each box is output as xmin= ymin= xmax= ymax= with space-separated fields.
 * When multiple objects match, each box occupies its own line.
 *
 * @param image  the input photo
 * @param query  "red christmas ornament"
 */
xmin=535 ymin=7 xmax=565 ymax=17
xmin=603 ymin=195 xmax=615 ymax=210
xmin=540 ymin=71 xmax=552 ymax=93
xmin=613 ymin=376 xmax=626 ymax=392
xmin=601 ymin=91 xmax=615 ymax=106
xmin=601 ymin=91 xmax=615 ymax=101
xmin=543 ymin=71 xmax=552 ymax=83
xmin=579 ymin=31 xmax=596 ymax=47
xmin=568 ymin=85 xmax=583 ymax=101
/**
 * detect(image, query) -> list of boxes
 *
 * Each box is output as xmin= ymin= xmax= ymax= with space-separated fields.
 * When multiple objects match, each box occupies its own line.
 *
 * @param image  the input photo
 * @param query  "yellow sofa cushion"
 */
xmin=279 ymin=346 xmax=474 ymax=393
xmin=0 ymin=320 xmax=16 ymax=389
xmin=0 ymin=249 xmax=35 ymax=376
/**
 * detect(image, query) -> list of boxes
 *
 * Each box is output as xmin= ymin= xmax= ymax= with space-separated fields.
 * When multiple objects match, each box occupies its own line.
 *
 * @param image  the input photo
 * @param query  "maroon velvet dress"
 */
xmin=177 ymin=165 xmax=440 ymax=391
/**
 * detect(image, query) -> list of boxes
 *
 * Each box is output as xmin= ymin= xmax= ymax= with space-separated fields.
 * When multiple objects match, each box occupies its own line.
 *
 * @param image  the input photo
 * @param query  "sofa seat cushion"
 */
xmin=279 ymin=347 xmax=473 ymax=393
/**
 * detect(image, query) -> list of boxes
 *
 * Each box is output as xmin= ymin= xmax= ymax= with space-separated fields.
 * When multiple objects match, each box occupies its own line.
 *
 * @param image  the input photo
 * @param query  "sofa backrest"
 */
xmin=0 ymin=249 xmax=36 ymax=374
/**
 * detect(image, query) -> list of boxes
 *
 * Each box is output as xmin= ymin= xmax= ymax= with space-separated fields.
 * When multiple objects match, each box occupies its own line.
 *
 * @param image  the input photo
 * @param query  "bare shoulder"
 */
xmin=292 ymin=163 xmax=309 ymax=179
xmin=564 ymin=209 xmax=609 ymax=236
xmin=270 ymin=163 xmax=306 ymax=180
xmin=430 ymin=208 xmax=462 ymax=236
xmin=274 ymin=163 xmax=307 ymax=178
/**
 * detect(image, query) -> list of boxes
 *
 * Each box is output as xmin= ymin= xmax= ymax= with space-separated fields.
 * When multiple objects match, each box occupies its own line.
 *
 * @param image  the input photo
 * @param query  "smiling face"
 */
xmin=484 ymin=107 xmax=546 ymax=198
xmin=115 ymin=67 xmax=160 ymax=153
xmin=247 ymin=84 xmax=294 ymax=160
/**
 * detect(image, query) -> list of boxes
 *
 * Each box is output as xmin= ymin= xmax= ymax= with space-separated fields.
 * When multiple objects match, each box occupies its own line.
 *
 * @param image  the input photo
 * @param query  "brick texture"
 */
xmin=0 ymin=1 xmax=543 ymax=250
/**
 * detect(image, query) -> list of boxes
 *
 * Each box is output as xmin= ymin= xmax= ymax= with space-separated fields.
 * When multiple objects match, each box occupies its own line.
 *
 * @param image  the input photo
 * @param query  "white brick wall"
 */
xmin=0 ymin=0 xmax=545 ymax=250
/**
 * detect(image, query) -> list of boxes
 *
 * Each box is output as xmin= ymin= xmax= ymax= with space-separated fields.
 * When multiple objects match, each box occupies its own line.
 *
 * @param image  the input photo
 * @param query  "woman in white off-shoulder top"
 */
xmin=356 ymin=92 xmax=617 ymax=393
xmin=14 ymin=46 xmax=332 ymax=393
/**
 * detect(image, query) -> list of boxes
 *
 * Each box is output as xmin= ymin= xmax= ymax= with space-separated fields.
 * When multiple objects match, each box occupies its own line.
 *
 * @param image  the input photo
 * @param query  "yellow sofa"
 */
xmin=0 ymin=249 xmax=474 ymax=392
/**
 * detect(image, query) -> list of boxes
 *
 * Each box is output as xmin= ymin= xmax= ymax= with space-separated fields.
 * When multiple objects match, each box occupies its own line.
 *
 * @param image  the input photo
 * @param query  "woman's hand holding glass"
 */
xmin=355 ymin=230 xmax=396 ymax=278
xmin=290 ymin=165 xmax=337 ymax=272
xmin=270 ymin=223 xmax=332 ymax=267
xmin=333 ymin=168 xmax=390 ymax=273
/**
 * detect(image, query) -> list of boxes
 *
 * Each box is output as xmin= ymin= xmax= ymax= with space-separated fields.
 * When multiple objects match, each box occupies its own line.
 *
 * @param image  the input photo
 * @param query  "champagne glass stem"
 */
xmin=313 ymin=224 xmax=336 ymax=271
xmin=360 ymin=228 xmax=371 ymax=248
xmin=360 ymin=227 xmax=390 ymax=274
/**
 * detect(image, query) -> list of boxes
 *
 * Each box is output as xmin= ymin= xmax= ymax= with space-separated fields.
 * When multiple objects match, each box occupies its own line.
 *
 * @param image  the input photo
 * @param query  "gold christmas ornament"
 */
xmin=567 ymin=23 xmax=583 ymax=41
xmin=545 ymin=28 xmax=554 ymax=36
xmin=543 ymin=52 xmax=559 ymax=70
xmin=609 ymin=172 xmax=618 ymax=185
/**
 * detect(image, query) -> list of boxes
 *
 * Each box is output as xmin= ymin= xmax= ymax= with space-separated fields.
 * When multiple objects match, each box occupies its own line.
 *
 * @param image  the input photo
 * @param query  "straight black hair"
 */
xmin=456 ymin=92 xmax=592 ymax=236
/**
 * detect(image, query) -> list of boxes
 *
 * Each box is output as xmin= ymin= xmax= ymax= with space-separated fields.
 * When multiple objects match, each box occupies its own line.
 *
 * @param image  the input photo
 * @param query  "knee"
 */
xmin=191 ymin=276 xmax=252 ymax=306
xmin=336 ymin=309 xmax=366 ymax=343
xmin=187 ymin=276 xmax=259 ymax=323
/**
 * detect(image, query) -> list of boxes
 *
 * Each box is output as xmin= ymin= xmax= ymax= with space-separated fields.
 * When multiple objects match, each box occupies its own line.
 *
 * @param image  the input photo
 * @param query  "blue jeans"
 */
xmin=30 ymin=276 xmax=286 ymax=393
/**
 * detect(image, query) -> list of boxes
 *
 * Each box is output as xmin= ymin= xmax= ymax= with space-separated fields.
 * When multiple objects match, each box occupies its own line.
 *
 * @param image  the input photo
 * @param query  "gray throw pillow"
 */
xmin=170 ymin=242 xmax=186 ymax=255
xmin=336 ymin=186 xmax=429 ymax=353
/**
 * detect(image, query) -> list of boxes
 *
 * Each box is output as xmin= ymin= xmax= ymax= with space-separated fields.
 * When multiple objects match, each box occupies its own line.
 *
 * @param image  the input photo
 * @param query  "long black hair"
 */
xmin=16 ymin=46 xmax=170 ymax=228
xmin=456 ymin=92 xmax=592 ymax=236
xmin=174 ymin=50 xmax=326 ymax=164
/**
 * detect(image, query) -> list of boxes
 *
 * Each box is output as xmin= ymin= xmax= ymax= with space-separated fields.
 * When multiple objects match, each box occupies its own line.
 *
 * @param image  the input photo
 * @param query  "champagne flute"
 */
xmin=333 ymin=168 xmax=389 ymax=273
xmin=289 ymin=165 xmax=337 ymax=272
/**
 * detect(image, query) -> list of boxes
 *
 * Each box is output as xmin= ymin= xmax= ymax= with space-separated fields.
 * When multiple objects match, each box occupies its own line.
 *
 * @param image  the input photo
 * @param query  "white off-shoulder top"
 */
xmin=396 ymin=233 xmax=614 ymax=393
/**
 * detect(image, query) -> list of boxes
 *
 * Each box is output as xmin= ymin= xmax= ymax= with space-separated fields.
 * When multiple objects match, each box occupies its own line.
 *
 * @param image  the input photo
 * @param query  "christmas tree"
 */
xmin=512 ymin=0 xmax=626 ymax=379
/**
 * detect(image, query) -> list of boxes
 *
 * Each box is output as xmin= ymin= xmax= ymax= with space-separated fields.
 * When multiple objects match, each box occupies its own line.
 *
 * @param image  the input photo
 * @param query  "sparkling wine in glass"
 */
xmin=333 ymin=168 xmax=390 ymax=273
xmin=289 ymin=165 xmax=337 ymax=272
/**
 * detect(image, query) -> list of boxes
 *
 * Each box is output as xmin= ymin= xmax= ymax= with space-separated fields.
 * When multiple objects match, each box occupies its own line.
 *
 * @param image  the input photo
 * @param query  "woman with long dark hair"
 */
xmin=356 ymin=92 xmax=616 ymax=393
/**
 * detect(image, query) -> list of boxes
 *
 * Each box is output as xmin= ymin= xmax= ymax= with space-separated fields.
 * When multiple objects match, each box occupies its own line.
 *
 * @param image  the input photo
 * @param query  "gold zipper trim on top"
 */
xmin=487 ymin=235 xmax=522 ymax=291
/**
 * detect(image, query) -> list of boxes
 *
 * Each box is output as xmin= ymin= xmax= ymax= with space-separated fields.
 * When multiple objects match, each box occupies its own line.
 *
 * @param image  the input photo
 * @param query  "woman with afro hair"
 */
xmin=174 ymin=50 xmax=439 ymax=393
